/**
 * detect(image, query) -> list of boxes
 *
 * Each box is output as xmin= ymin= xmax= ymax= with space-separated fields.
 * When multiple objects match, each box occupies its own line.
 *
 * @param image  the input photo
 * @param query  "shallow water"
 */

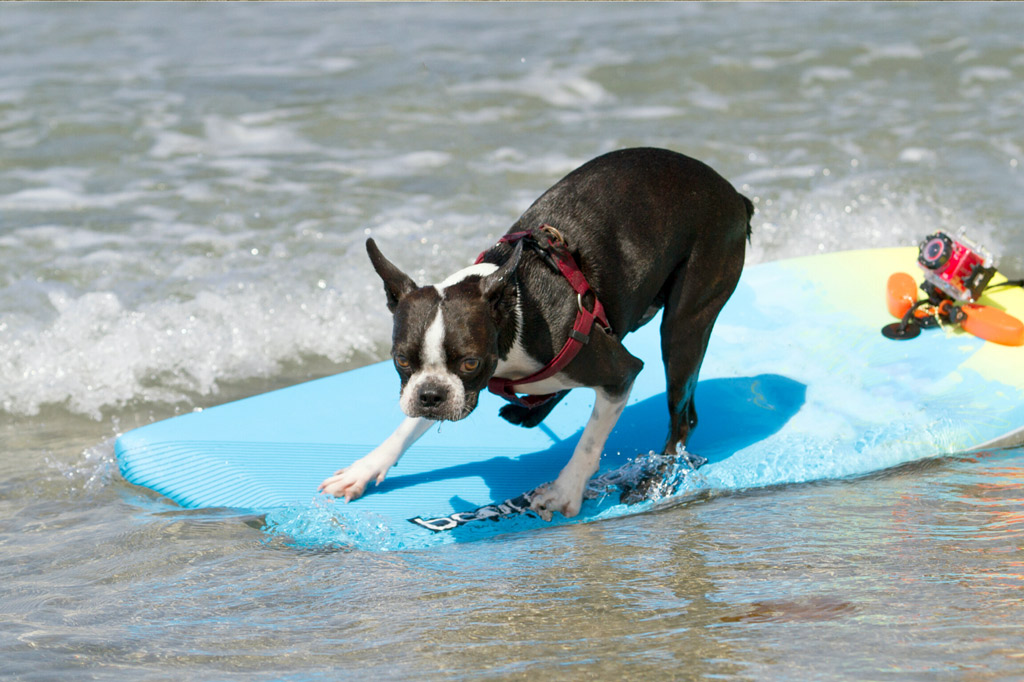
xmin=2 ymin=3 xmax=1023 ymax=680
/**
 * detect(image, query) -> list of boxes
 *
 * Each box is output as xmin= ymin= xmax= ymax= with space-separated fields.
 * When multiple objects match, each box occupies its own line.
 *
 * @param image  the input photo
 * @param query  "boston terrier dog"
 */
xmin=319 ymin=147 xmax=753 ymax=521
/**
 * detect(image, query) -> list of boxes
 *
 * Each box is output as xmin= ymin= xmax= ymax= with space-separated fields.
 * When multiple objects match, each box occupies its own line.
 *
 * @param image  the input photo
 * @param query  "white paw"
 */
xmin=318 ymin=458 xmax=389 ymax=502
xmin=529 ymin=480 xmax=584 ymax=521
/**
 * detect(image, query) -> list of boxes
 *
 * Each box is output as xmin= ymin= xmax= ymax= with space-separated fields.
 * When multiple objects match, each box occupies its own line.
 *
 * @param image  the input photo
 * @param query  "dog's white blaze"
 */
xmin=418 ymin=261 xmax=498 ymax=369
xmin=399 ymin=301 xmax=465 ymax=419
xmin=421 ymin=306 xmax=446 ymax=367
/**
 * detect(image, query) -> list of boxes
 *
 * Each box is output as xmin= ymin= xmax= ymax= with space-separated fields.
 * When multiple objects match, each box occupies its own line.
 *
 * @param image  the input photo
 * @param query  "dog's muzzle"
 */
xmin=401 ymin=372 xmax=475 ymax=421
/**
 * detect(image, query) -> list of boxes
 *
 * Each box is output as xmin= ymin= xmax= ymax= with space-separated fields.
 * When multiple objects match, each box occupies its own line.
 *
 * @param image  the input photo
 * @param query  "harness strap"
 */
xmin=477 ymin=224 xmax=611 ymax=408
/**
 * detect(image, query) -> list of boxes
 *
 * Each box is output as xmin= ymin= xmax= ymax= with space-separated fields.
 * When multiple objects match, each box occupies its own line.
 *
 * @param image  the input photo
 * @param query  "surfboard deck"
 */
xmin=115 ymin=247 xmax=1024 ymax=550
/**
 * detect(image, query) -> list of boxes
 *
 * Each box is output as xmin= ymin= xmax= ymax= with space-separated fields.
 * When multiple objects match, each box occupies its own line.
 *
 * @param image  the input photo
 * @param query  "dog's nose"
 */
xmin=418 ymin=386 xmax=447 ymax=409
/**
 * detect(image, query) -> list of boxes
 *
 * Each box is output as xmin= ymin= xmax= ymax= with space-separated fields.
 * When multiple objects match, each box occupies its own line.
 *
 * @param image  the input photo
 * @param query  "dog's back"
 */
xmin=509 ymin=147 xmax=752 ymax=336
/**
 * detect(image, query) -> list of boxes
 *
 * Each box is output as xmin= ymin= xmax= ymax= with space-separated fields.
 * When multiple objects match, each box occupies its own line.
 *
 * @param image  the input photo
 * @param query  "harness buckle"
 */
xmin=578 ymin=292 xmax=612 ymax=334
xmin=539 ymin=223 xmax=566 ymax=245
xmin=576 ymin=292 xmax=589 ymax=315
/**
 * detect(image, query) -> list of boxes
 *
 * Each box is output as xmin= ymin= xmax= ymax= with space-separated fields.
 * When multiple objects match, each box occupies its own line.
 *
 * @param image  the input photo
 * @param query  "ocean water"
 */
xmin=2 ymin=3 xmax=1023 ymax=680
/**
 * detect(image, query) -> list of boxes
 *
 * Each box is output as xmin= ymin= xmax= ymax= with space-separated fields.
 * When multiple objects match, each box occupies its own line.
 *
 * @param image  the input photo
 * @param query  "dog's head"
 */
xmin=366 ymin=238 xmax=522 ymax=421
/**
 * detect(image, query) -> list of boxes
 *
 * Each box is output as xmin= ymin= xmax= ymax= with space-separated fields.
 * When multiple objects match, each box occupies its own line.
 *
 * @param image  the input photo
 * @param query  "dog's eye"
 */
xmin=394 ymin=355 xmax=411 ymax=369
xmin=460 ymin=357 xmax=480 ymax=373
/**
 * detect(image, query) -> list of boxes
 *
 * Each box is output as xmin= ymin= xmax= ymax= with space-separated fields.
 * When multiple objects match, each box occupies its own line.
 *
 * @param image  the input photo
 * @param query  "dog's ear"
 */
xmin=366 ymin=238 xmax=418 ymax=313
xmin=479 ymin=240 xmax=523 ymax=303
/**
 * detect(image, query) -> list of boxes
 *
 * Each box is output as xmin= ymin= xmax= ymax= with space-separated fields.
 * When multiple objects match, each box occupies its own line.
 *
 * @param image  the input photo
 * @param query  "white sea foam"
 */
xmin=150 ymin=115 xmax=318 ymax=159
xmin=852 ymin=44 xmax=924 ymax=66
xmin=800 ymin=66 xmax=854 ymax=86
xmin=960 ymin=66 xmax=1013 ymax=86
xmin=608 ymin=106 xmax=685 ymax=120
xmin=0 ymin=187 xmax=142 ymax=212
xmin=454 ymin=107 xmax=518 ymax=124
xmin=450 ymin=61 xmax=610 ymax=108
xmin=0 ymin=281 xmax=389 ymax=419
xmin=898 ymin=148 xmax=938 ymax=164
xmin=467 ymin=149 xmax=584 ymax=177
xmin=0 ymin=167 xmax=143 ymax=212
xmin=688 ymin=90 xmax=731 ymax=112
xmin=734 ymin=166 xmax=821 ymax=185
xmin=361 ymin=152 xmax=453 ymax=178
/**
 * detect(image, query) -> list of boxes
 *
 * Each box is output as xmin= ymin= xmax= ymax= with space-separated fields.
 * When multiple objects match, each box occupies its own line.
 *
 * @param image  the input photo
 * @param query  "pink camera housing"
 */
xmin=917 ymin=232 xmax=995 ymax=302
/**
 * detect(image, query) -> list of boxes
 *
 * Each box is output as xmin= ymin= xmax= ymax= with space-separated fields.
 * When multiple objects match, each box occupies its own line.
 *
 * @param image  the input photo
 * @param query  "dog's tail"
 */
xmin=740 ymin=194 xmax=754 ymax=242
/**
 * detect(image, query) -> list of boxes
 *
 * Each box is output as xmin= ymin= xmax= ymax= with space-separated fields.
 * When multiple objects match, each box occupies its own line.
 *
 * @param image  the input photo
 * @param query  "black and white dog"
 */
xmin=320 ymin=148 xmax=752 ymax=520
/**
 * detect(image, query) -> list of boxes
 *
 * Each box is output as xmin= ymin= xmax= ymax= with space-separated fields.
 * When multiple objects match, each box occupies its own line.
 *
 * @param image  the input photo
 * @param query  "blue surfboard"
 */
xmin=115 ymin=248 xmax=1024 ymax=550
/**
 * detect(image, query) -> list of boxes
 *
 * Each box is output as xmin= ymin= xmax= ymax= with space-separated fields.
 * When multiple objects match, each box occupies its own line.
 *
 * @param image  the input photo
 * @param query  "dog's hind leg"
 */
xmin=618 ymin=245 xmax=744 ymax=506
xmin=658 ymin=245 xmax=744 ymax=453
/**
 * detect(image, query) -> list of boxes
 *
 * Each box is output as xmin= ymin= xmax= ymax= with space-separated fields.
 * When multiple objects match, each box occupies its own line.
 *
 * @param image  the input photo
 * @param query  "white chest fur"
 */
xmin=494 ymin=310 xmax=582 ymax=395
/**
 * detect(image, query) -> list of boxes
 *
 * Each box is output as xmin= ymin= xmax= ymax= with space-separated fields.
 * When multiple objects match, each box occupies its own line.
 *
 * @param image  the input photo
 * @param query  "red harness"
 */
xmin=475 ymin=224 xmax=611 ymax=408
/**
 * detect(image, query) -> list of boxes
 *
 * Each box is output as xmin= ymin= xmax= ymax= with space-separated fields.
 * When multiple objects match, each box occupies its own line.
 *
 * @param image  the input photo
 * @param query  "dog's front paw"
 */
xmin=318 ymin=459 xmax=389 ymax=502
xmin=529 ymin=480 xmax=584 ymax=522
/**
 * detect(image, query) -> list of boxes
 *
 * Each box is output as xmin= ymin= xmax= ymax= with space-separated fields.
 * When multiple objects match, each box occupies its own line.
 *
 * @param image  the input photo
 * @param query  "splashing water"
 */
xmin=584 ymin=447 xmax=710 ymax=505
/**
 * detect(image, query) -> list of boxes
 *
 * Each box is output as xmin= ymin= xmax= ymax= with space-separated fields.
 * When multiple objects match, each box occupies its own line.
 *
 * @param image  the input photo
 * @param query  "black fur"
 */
xmin=479 ymin=148 xmax=752 ymax=449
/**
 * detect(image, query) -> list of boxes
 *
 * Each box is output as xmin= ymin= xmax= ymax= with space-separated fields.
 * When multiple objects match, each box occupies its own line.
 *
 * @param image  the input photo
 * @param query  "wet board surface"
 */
xmin=115 ymin=247 xmax=1024 ymax=550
